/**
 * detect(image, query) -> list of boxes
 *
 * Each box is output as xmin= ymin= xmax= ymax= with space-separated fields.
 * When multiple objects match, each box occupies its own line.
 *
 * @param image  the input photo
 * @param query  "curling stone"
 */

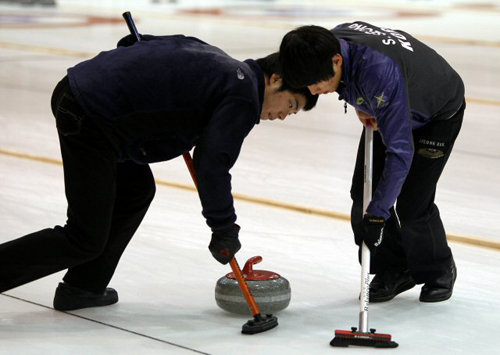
xmin=215 ymin=256 xmax=291 ymax=315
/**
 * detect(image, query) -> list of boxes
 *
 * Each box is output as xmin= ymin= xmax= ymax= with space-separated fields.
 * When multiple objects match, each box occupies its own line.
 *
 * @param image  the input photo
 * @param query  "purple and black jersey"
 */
xmin=332 ymin=22 xmax=464 ymax=219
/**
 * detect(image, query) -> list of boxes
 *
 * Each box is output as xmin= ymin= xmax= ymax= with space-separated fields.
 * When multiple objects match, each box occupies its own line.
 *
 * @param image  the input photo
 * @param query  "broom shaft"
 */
xmin=360 ymin=126 xmax=374 ymax=333
xmin=182 ymin=152 xmax=261 ymax=316
xmin=229 ymin=258 xmax=261 ymax=316
xmin=182 ymin=153 xmax=198 ymax=189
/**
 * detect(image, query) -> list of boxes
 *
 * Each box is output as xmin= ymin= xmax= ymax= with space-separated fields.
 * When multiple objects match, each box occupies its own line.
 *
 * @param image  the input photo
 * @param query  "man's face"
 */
xmin=261 ymin=74 xmax=306 ymax=121
xmin=307 ymin=54 xmax=343 ymax=95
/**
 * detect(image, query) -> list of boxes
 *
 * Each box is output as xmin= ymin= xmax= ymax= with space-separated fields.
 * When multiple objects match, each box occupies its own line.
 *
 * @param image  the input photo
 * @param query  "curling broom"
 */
xmin=330 ymin=125 xmax=398 ymax=348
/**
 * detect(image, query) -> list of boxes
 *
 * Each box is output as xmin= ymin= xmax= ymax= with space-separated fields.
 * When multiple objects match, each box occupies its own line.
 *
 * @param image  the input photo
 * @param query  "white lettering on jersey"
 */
xmin=348 ymin=23 xmax=414 ymax=52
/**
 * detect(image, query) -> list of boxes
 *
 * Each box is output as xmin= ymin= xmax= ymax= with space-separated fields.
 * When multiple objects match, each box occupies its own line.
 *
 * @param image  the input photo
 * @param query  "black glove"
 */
xmin=361 ymin=215 xmax=385 ymax=252
xmin=209 ymin=224 xmax=241 ymax=265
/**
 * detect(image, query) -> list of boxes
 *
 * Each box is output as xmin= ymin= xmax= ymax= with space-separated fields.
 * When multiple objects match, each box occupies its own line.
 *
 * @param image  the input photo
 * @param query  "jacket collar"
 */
xmin=243 ymin=59 xmax=265 ymax=124
xmin=336 ymin=38 xmax=350 ymax=101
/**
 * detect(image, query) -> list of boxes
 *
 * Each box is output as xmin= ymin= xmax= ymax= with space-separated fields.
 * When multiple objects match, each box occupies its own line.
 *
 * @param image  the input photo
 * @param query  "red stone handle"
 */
xmin=242 ymin=256 xmax=263 ymax=277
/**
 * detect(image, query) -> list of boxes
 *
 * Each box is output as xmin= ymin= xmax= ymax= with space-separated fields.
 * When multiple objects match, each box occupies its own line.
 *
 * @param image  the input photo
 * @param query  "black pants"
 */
xmin=0 ymin=77 xmax=155 ymax=293
xmin=350 ymin=103 xmax=464 ymax=284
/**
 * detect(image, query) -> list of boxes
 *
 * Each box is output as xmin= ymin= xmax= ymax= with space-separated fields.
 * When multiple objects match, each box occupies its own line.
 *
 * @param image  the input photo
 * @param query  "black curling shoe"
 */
xmin=369 ymin=269 xmax=416 ymax=302
xmin=420 ymin=259 xmax=457 ymax=303
xmin=53 ymin=282 xmax=119 ymax=311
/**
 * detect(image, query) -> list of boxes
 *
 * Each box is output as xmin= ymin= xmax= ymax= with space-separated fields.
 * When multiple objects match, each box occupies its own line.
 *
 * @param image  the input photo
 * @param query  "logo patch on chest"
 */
xmin=236 ymin=68 xmax=245 ymax=80
xmin=417 ymin=148 xmax=444 ymax=159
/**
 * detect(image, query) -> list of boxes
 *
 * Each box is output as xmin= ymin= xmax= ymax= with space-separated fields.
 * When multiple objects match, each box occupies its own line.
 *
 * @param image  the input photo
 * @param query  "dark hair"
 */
xmin=279 ymin=25 xmax=341 ymax=88
xmin=255 ymin=52 xmax=318 ymax=111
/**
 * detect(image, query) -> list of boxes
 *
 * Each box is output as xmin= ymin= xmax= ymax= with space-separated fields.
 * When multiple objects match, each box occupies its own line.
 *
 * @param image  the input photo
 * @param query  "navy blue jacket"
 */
xmin=67 ymin=35 xmax=264 ymax=231
xmin=332 ymin=22 xmax=464 ymax=219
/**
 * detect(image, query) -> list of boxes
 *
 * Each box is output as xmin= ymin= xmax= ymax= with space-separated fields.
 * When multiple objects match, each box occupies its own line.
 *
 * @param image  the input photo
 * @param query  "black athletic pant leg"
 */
xmin=62 ymin=160 xmax=155 ymax=293
xmin=396 ymin=105 xmax=464 ymax=283
xmin=0 ymin=77 xmax=118 ymax=293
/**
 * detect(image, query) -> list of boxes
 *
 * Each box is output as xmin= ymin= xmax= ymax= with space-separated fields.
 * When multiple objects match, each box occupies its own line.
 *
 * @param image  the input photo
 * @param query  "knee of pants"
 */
xmin=117 ymin=164 xmax=156 ymax=208
xmin=116 ymin=176 xmax=156 ymax=212
xmin=144 ymin=179 xmax=156 ymax=205
xmin=63 ymin=224 xmax=110 ymax=260
xmin=134 ymin=179 xmax=156 ymax=211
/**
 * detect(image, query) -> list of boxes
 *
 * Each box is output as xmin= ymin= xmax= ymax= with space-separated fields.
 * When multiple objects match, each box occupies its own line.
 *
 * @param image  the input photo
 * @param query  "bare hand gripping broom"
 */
xmin=330 ymin=125 xmax=398 ymax=348
xmin=122 ymin=11 xmax=278 ymax=335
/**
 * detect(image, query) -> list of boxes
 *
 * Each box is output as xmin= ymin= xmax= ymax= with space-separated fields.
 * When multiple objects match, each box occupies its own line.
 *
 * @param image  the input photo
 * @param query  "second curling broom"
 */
xmin=330 ymin=125 xmax=398 ymax=348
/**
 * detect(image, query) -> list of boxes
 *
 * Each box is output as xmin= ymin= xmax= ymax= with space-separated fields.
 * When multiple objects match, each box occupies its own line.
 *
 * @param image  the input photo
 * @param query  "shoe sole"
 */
xmin=370 ymin=280 xmax=416 ymax=303
xmin=54 ymin=296 xmax=118 ymax=311
xmin=419 ymin=293 xmax=452 ymax=303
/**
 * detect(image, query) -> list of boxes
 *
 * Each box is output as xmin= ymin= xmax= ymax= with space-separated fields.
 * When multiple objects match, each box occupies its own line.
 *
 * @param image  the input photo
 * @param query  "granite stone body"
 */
xmin=215 ymin=256 xmax=291 ymax=315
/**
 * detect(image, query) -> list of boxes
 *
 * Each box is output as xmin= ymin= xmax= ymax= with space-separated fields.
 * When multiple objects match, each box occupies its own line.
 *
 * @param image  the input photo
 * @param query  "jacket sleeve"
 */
xmin=361 ymin=60 xmax=414 ymax=219
xmin=192 ymin=97 xmax=257 ymax=231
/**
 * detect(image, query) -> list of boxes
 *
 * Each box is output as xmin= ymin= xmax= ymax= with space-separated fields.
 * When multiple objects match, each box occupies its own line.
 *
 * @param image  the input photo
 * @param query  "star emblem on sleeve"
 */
xmin=374 ymin=92 xmax=388 ymax=108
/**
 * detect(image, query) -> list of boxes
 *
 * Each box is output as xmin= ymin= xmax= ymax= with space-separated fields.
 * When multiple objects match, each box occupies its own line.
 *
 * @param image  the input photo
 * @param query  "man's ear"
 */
xmin=332 ymin=54 xmax=343 ymax=68
xmin=269 ymin=73 xmax=283 ymax=89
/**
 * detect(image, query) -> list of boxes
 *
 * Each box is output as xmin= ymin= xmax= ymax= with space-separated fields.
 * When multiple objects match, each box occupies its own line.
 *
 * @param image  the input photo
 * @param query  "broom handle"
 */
xmin=228 ymin=255 xmax=261 ymax=316
xmin=123 ymin=11 xmax=262 ymax=317
xmin=359 ymin=125 xmax=373 ymax=333
xmin=122 ymin=11 xmax=140 ymax=41
xmin=182 ymin=153 xmax=261 ymax=316
xmin=182 ymin=153 xmax=198 ymax=189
